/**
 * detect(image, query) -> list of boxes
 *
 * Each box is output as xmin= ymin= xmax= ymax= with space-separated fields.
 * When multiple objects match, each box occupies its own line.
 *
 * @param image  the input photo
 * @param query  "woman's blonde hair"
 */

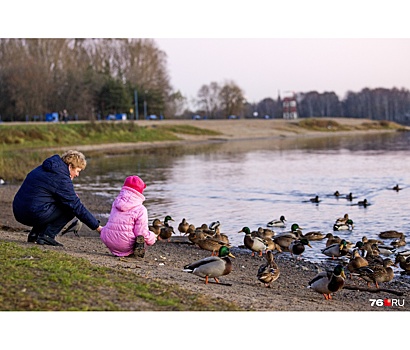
xmin=61 ymin=150 xmax=87 ymax=169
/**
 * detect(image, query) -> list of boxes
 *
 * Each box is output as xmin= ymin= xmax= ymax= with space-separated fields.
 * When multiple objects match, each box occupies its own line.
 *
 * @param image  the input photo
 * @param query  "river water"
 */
xmin=75 ymin=131 xmax=410 ymax=265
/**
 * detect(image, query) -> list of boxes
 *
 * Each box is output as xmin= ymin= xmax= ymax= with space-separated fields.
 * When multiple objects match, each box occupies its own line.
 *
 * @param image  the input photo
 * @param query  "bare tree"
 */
xmin=197 ymin=82 xmax=221 ymax=118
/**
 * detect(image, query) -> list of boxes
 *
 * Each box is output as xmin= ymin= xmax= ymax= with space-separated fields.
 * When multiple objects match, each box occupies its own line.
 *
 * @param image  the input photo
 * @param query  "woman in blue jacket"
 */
xmin=13 ymin=150 xmax=103 ymax=246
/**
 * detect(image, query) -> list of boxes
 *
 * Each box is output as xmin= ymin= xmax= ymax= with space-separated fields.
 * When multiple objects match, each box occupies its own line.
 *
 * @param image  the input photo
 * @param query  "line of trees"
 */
xmin=1 ymin=39 xmax=410 ymax=124
xmin=0 ymin=38 xmax=184 ymax=121
xmin=191 ymin=83 xmax=410 ymax=124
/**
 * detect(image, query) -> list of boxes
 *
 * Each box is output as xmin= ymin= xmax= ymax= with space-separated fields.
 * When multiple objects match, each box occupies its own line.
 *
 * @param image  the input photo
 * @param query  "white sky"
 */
xmin=3 ymin=2 xmax=410 ymax=106
xmin=154 ymin=38 xmax=410 ymax=103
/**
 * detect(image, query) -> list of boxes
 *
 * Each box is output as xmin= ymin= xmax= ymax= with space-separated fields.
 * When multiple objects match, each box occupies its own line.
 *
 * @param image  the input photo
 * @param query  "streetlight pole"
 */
xmin=143 ymin=90 xmax=148 ymax=119
xmin=134 ymin=89 xmax=139 ymax=120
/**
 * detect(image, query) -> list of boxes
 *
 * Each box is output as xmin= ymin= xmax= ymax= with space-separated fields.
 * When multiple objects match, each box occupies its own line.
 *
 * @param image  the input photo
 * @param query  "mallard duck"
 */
xmin=301 ymin=231 xmax=325 ymax=241
xmin=376 ymin=244 xmax=396 ymax=256
xmin=197 ymin=223 xmax=210 ymax=232
xmin=264 ymin=237 xmax=283 ymax=253
xmin=391 ymin=236 xmax=406 ymax=247
xmin=253 ymin=227 xmax=275 ymax=240
xmin=196 ymin=236 xmax=231 ymax=256
xmin=333 ymin=190 xmax=340 ymax=197
xmin=159 ymin=215 xmax=175 ymax=242
xmin=186 ymin=224 xmax=196 ymax=235
xmin=209 ymin=221 xmax=221 ymax=231
xmin=346 ymin=192 xmax=354 ymax=201
xmin=392 ymin=184 xmax=402 ymax=192
xmin=361 ymin=236 xmax=384 ymax=245
xmin=257 ymin=250 xmax=280 ymax=287
xmin=347 ymin=248 xmax=369 ymax=273
xmin=352 ymin=258 xmax=395 ymax=288
xmin=363 ymin=245 xmax=384 ymax=266
xmin=310 ymin=195 xmax=320 ymax=203
xmin=178 ymin=218 xmax=190 ymax=235
xmin=321 ymin=239 xmax=349 ymax=259
xmin=325 ymin=233 xmax=342 ymax=247
xmin=335 ymin=213 xmax=349 ymax=225
xmin=289 ymin=238 xmax=312 ymax=259
xmin=357 ymin=199 xmax=369 ymax=207
xmin=60 ymin=218 xmax=82 ymax=237
xmin=282 ymin=223 xmax=303 ymax=238
xmin=379 ymin=230 xmax=405 ymax=239
xmin=239 ymin=226 xmax=267 ymax=257
xmin=273 ymin=233 xmax=296 ymax=252
xmin=394 ymin=254 xmax=410 ymax=273
xmin=183 ymin=245 xmax=235 ymax=284
xmin=149 ymin=218 xmax=163 ymax=238
xmin=333 ymin=219 xmax=354 ymax=231
xmin=212 ymin=229 xmax=230 ymax=245
xmin=188 ymin=229 xmax=210 ymax=245
xmin=290 ymin=223 xmax=303 ymax=231
xmin=267 ymin=215 xmax=286 ymax=228
xmin=308 ymin=264 xmax=346 ymax=300
xmin=397 ymin=250 xmax=410 ymax=258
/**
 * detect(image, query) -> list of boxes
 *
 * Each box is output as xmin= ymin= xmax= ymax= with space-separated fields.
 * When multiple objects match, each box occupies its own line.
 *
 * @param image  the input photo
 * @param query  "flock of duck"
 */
xmin=148 ymin=205 xmax=410 ymax=300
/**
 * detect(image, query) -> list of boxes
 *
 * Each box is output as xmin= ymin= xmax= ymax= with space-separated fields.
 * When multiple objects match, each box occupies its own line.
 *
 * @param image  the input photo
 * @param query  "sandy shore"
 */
xmin=1 ymin=117 xmax=409 ymax=311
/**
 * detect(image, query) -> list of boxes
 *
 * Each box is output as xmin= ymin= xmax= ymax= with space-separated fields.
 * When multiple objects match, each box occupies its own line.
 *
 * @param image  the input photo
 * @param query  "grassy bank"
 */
xmin=0 ymin=241 xmax=240 ymax=311
xmin=0 ymin=121 xmax=221 ymax=181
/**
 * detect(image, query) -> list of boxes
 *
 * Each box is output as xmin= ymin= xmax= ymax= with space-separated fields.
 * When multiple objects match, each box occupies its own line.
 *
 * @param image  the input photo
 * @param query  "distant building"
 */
xmin=282 ymin=93 xmax=298 ymax=119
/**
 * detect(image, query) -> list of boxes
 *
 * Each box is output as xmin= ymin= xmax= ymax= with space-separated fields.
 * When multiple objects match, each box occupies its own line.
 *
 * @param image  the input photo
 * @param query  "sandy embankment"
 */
xmin=1 ymin=117 xmax=409 ymax=311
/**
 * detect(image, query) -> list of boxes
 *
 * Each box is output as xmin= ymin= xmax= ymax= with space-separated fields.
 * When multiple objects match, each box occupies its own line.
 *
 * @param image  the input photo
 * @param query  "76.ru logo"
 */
xmin=369 ymin=298 xmax=405 ymax=307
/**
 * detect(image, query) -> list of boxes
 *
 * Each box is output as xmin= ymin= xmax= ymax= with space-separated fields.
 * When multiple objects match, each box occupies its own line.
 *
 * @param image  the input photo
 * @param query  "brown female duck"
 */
xmin=159 ymin=215 xmax=175 ymax=242
xmin=352 ymin=258 xmax=395 ymax=288
xmin=257 ymin=250 xmax=280 ymax=287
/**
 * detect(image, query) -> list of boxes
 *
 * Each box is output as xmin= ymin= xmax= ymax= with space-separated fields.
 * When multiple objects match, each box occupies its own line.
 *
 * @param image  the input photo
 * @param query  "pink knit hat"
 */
xmin=123 ymin=175 xmax=146 ymax=194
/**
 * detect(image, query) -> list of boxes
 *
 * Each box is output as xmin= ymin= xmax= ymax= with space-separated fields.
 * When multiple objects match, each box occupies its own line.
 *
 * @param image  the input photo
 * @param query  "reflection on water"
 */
xmin=76 ymin=131 xmax=410 ymax=265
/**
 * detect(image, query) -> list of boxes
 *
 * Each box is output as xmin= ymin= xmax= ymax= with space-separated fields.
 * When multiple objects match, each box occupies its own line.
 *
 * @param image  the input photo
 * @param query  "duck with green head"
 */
xmin=333 ymin=219 xmax=354 ymax=231
xmin=288 ymin=238 xmax=312 ymax=259
xmin=308 ymin=264 xmax=346 ymax=300
xmin=240 ymin=226 xmax=267 ymax=257
xmin=183 ymin=245 xmax=235 ymax=284
xmin=267 ymin=215 xmax=286 ymax=228
xmin=321 ymin=239 xmax=349 ymax=259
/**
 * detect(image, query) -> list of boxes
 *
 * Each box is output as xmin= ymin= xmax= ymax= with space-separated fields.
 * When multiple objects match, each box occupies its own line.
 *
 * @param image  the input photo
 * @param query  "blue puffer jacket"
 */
xmin=13 ymin=154 xmax=99 ymax=230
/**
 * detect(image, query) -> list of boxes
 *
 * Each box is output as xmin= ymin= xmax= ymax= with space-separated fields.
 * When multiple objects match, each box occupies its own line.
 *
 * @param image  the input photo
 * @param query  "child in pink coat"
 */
xmin=100 ymin=175 xmax=156 ymax=258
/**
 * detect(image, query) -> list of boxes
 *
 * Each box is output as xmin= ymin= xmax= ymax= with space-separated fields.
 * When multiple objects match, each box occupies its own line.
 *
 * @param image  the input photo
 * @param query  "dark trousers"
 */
xmin=31 ymin=207 xmax=75 ymax=239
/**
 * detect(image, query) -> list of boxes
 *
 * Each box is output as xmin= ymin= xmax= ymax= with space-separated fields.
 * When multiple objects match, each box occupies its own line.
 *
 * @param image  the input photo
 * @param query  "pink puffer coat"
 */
xmin=100 ymin=186 xmax=156 ymax=257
